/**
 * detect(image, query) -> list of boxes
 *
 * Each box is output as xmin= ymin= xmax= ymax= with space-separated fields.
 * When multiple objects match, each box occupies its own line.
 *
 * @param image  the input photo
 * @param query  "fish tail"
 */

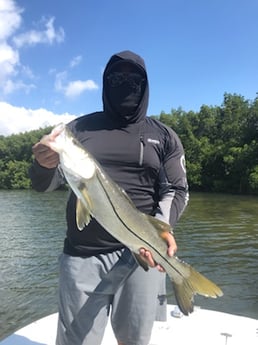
xmin=171 ymin=264 xmax=223 ymax=316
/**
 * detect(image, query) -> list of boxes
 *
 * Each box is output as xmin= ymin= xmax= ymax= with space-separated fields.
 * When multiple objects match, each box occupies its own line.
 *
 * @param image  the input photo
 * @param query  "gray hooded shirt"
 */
xmin=29 ymin=50 xmax=189 ymax=256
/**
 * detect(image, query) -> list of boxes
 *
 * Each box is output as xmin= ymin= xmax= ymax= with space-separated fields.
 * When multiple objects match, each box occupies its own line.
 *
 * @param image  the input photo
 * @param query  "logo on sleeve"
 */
xmin=147 ymin=138 xmax=160 ymax=145
xmin=180 ymin=155 xmax=186 ymax=173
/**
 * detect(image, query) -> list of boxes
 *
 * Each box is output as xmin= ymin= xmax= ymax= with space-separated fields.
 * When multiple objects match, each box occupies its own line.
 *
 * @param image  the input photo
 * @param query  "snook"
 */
xmin=41 ymin=123 xmax=223 ymax=315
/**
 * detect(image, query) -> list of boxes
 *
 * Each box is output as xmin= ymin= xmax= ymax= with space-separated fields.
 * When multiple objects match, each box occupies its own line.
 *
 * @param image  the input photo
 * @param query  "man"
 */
xmin=30 ymin=50 xmax=188 ymax=345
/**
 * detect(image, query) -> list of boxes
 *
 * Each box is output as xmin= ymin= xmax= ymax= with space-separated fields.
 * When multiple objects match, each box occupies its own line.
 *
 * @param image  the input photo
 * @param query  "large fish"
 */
xmin=40 ymin=123 xmax=223 ymax=315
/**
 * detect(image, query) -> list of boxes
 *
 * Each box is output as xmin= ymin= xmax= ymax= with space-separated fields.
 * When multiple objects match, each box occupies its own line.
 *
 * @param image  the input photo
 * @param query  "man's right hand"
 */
xmin=32 ymin=142 xmax=59 ymax=169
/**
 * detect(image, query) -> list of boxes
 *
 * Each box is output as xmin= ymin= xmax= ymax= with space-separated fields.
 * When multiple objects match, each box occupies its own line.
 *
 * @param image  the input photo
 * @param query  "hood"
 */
xmin=102 ymin=50 xmax=149 ymax=124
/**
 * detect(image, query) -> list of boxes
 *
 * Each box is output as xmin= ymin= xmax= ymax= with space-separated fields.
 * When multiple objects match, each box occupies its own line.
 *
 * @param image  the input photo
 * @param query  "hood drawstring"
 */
xmin=139 ymin=136 xmax=145 ymax=166
xmin=139 ymin=120 xmax=147 ymax=166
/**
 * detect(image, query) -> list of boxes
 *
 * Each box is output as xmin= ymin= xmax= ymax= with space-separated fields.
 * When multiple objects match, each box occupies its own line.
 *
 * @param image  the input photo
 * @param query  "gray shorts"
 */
xmin=56 ymin=248 xmax=167 ymax=345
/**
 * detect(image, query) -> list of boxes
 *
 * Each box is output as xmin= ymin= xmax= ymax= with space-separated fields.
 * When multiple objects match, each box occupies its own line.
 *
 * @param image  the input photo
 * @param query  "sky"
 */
xmin=0 ymin=0 xmax=258 ymax=136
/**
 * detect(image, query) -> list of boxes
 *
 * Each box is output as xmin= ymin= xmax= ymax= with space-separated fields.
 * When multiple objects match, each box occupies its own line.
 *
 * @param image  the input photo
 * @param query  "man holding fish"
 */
xmin=30 ymin=50 xmax=190 ymax=345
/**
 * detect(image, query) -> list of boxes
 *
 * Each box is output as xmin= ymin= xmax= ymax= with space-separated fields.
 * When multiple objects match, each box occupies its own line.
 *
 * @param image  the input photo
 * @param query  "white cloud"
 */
xmin=69 ymin=55 xmax=82 ymax=68
xmin=65 ymin=80 xmax=98 ymax=98
xmin=0 ymin=102 xmax=76 ymax=136
xmin=0 ymin=1 xmax=97 ymax=104
xmin=0 ymin=1 xmax=21 ymax=90
xmin=0 ymin=42 xmax=19 ymax=79
xmin=54 ymin=71 xmax=67 ymax=91
xmin=0 ymin=0 xmax=22 ymax=41
xmin=13 ymin=17 xmax=65 ymax=48
xmin=55 ymin=71 xmax=98 ymax=98
xmin=0 ymin=1 xmax=65 ymax=97
xmin=3 ymin=79 xmax=35 ymax=94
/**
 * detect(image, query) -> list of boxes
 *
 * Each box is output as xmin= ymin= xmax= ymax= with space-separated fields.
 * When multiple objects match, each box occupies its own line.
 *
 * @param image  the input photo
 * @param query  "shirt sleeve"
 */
xmin=29 ymin=160 xmax=64 ymax=192
xmin=154 ymin=128 xmax=189 ymax=228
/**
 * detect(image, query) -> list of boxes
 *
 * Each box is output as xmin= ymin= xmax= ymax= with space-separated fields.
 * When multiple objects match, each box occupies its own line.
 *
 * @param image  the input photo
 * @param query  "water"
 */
xmin=0 ymin=190 xmax=257 ymax=340
xmin=166 ymin=193 xmax=258 ymax=318
xmin=0 ymin=190 xmax=67 ymax=340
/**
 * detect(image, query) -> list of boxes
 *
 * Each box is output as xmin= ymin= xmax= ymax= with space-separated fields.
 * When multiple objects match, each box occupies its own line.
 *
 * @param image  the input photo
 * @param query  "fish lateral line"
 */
xmin=95 ymin=169 xmax=179 ymax=271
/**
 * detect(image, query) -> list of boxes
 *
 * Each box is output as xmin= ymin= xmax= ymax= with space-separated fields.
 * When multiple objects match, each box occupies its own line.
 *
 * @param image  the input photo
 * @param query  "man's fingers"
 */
xmin=139 ymin=248 xmax=156 ymax=267
xmin=32 ymin=142 xmax=59 ymax=168
xmin=138 ymin=232 xmax=178 ymax=272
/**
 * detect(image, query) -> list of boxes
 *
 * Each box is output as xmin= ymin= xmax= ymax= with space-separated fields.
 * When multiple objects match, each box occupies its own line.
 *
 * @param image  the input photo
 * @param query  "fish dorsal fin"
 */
xmin=76 ymin=187 xmax=93 ymax=231
xmin=132 ymin=253 xmax=149 ymax=272
xmin=145 ymin=215 xmax=172 ymax=237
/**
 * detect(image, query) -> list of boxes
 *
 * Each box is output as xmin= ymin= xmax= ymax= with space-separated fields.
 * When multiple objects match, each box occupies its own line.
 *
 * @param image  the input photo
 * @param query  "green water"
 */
xmin=0 ymin=190 xmax=257 ymax=340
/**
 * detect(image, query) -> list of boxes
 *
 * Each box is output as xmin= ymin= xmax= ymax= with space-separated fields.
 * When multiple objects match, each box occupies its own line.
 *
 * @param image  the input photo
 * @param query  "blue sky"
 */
xmin=0 ymin=0 xmax=258 ymax=135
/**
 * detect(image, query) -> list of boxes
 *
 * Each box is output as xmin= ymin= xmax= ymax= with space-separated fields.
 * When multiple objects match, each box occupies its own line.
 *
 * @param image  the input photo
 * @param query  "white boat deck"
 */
xmin=1 ymin=305 xmax=257 ymax=345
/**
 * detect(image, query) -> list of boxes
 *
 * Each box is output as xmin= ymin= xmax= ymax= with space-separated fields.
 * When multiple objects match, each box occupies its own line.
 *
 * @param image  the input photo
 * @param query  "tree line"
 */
xmin=0 ymin=93 xmax=258 ymax=194
xmin=0 ymin=127 xmax=52 ymax=189
xmin=152 ymin=93 xmax=258 ymax=194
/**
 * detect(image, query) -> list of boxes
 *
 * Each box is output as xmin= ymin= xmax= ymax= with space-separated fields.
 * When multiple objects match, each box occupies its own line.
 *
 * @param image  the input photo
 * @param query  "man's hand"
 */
xmin=139 ymin=232 xmax=177 ymax=272
xmin=32 ymin=142 xmax=59 ymax=169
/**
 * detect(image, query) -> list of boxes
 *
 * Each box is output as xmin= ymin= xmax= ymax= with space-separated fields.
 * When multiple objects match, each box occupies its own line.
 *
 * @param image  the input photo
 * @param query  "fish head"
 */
xmin=61 ymin=126 xmax=96 ymax=180
xmin=40 ymin=123 xmax=66 ymax=154
xmin=41 ymin=123 xmax=96 ymax=180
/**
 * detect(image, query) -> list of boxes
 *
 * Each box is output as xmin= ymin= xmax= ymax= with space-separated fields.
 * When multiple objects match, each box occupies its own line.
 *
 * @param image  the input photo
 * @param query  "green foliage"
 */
xmin=0 ymin=127 xmax=52 ymax=189
xmin=156 ymin=93 xmax=258 ymax=195
xmin=1 ymin=93 xmax=258 ymax=194
xmin=5 ymin=160 xmax=31 ymax=189
xmin=249 ymin=166 xmax=258 ymax=191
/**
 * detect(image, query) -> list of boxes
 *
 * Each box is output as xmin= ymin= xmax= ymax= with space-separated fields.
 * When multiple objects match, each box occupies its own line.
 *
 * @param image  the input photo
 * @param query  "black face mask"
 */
xmin=105 ymin=65 xmax=146 ymax=117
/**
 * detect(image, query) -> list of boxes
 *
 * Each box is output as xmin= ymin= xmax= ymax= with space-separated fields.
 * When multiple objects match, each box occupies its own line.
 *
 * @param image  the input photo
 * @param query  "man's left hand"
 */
xmin=139 ymin=232 xmax=177 ymax=272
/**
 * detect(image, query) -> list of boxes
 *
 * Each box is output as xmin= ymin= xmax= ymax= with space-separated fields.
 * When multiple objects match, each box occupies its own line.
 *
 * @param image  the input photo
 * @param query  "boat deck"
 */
xmin=1 ymin=305 xmax=257 ymax=345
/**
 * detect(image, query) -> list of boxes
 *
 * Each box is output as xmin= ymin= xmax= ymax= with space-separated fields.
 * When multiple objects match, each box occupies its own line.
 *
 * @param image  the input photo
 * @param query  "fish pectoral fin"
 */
xmin=76 ymin=198 xmax=92 ymax=231
xmin=132 ymin=253 xmax=149 ymax=272
xmin=76 ymin=186 xmax=94 ymax=231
